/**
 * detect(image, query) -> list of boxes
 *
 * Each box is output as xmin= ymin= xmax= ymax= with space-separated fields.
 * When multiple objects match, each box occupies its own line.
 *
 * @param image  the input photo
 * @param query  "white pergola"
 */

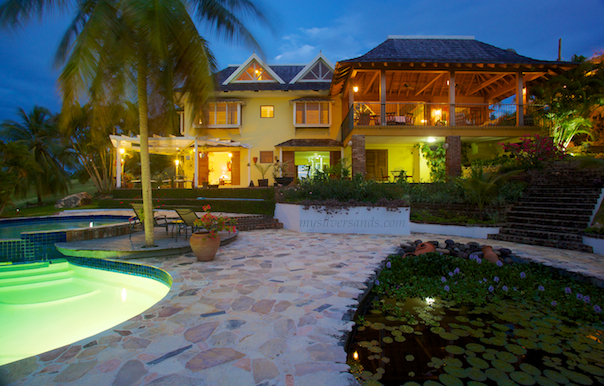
xmin=110 ymin=135 xmax=253 ymax=188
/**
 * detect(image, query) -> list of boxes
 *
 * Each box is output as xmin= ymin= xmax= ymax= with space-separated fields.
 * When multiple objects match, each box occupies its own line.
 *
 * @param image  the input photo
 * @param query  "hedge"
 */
xmin=112 ymin=187 xmax=274 ymax=200
xmin=98 ymin=197 xmax=275 ymax=215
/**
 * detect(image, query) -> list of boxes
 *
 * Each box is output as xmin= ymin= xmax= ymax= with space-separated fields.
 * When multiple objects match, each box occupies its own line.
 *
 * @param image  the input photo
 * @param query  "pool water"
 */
xmin=0 ymin=261 xmax=170 ymax=366
xmin=0 ymin=219 xmax=126 ymax=239
xmin=347 ymin=297 xmax=604 ymax=386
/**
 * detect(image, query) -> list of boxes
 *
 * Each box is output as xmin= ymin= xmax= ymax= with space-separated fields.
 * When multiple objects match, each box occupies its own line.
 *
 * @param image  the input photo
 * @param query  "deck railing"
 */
xmin=341 ymin=102 xmax=545 ymax=134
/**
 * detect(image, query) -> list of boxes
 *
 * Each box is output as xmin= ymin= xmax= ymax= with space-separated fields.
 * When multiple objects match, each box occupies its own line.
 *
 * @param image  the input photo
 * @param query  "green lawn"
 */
xmin=3 ymin=180 xmax=99 ymax=218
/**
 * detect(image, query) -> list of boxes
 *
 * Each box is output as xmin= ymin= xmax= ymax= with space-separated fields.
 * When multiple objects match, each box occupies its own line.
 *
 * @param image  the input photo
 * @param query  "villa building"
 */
xmin=111 ymin=36 xmax=575 ymax=187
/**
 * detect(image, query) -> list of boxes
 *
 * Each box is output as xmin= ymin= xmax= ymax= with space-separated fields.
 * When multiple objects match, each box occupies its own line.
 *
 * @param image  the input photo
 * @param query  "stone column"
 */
xmin=445 ymin=136 xmax=462 ymax=178
xmin=351 ymin=134 xmax=366 ymax=177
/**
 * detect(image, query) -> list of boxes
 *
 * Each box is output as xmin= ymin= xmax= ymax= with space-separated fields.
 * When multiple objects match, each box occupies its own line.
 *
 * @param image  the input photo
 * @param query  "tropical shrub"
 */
xmin=500 ymin=134 xmax=566 ymax=170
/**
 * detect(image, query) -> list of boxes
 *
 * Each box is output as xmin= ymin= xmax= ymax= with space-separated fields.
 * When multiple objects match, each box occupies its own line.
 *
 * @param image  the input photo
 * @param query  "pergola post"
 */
xmin=517 ymin=72 xmax=524 ymax=126
xmin=116 ymin=141 xmax=122 ymax=188
xmin=193 ymin=138 xmax=199 ymax=188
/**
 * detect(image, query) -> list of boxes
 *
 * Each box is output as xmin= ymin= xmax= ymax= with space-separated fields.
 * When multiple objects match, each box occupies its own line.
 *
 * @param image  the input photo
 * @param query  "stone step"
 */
xmin=506 ymin=211 xmax=591 ymax=222
xmin=505 ymin=215 xmax=590 ymax=229
xmin=488 ymin=234 xmax=593 ymax=253
xmin=512 ymin=206 xmax=594 ymax=215
xmin=516 ymin=201 xmax=596 ymax=210
xmin=525 ymin=191 xmax=601 ymax=198
xmin=235 ymin=216 xmax=283 ymax=231
xmin=503 ymin=222 xmax=586 ymax=234
xmin=497 ymin=228 xmax=583 ymax=242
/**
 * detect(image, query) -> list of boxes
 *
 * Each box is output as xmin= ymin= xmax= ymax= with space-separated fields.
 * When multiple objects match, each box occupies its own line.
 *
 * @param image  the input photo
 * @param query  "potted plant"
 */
xmin=273 ymin=161 xmax=294 ymax=186
xmin=190 ymin=205 xmax=237 ymax=261
xmin=254 ymin=162 xmax=272 ymax=187
xmin=358 ymin=111 xmax=371 ymax=126
xmin=122 ymin=172 xmax=134 ymax=189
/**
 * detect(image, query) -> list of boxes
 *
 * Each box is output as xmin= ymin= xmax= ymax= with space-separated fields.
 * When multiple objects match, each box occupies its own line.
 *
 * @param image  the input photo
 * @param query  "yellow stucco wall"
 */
xmin=182 ymin=90 xmax=342 ymax=187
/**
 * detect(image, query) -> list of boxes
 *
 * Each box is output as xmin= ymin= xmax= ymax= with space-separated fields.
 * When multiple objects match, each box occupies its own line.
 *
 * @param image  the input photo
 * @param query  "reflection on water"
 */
xmin=347 ymin=297 xmax=604 ymax=386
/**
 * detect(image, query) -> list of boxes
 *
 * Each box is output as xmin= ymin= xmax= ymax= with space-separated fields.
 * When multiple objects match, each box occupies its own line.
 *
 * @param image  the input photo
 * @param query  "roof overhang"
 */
xmin=110 ymin=135 xmax=252 ymax=155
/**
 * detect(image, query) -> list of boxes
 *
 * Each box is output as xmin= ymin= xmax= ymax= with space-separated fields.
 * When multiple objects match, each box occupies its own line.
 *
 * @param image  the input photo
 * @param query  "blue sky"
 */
xmin=1 ymin=0 xmax=603 ymax=122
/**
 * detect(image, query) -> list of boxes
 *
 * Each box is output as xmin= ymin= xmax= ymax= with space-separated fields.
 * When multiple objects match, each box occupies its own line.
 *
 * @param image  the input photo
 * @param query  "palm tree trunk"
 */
xmin=137 ymin=55 xmax=155 ymax=247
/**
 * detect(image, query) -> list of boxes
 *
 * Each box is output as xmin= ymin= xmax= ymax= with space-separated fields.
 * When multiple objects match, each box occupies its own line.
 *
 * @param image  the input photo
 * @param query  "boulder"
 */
xmin=55 ymin=192 xmax=93 ymax=209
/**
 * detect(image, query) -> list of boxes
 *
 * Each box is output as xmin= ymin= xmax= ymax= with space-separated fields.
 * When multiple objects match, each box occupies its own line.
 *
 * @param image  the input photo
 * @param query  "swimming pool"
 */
xmin=0 ymin=258 xmax=171 ymax=366
xmin=0 ymin=215 xmax=132 ymax=263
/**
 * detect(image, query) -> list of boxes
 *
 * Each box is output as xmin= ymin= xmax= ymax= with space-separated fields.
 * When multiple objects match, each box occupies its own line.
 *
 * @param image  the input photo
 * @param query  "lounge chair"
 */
xmin=130 ymin=203 xmax=169 ymax=235
xmin=174 ymin=208 xmax=202 ymax=239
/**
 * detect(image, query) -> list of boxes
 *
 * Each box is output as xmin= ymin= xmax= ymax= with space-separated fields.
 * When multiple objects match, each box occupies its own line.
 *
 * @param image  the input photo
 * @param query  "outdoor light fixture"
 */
xmin=353 ymin=351 xmax=359 ymax=360
xmin=425 ymin=297 xmax=435 ymax=304
xmin=427 ymin=137 xmax=437 ymax=143
xmin=119 ymin=148 xmax=125 ymax=154
xmin=353 ymin=86 xmax=359 ymax=93
xmin=174 ymin=159 xmax=180 ymax=166
xmin=228 ymin=152 xmax=233 ymax=158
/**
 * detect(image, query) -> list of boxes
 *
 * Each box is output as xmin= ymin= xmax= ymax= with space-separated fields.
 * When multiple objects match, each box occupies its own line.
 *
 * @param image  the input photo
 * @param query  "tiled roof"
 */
xmin=342 ymin=37 xmax=559 ymax=65
xmin=275 ymin=139 xmax=343 ymax=147
xmin=216 ymin=65 xmax=331 ymax=92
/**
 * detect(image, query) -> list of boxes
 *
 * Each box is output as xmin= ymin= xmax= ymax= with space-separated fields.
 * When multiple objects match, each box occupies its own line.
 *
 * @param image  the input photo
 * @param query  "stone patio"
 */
xmin=1 ymin=225 xmax=604 ymax=386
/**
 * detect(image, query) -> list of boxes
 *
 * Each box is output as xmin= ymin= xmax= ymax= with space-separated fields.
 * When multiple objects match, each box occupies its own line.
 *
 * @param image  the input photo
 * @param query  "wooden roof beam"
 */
xmin=466 ymin=73 xmax=508 ymax=96
xmin=415 ymin=73 xmax=445 ymax=96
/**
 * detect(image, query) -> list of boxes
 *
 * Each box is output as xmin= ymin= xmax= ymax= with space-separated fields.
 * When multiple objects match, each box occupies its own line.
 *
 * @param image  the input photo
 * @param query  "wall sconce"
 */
xmin=427 ymin=137 xmax=437 ymax=143
xmin=443 ymin=143 xmax=449 ymax=150
xmin=228 ymin=152 xmax=233 ymax=158
xmin=353 ymin=86 xmax=359 ymax=93
xmin=119 ymin=148 xmax=125 ymax=155
xmin=347 ymin=140 xmax=353 ymax=147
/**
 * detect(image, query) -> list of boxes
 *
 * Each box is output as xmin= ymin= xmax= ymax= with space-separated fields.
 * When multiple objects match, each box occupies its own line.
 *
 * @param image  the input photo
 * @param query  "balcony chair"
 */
xmin=130 ymin=203 xmax=169 ymax=238
xmin=173 ymin=208 xmax=203 ymax=240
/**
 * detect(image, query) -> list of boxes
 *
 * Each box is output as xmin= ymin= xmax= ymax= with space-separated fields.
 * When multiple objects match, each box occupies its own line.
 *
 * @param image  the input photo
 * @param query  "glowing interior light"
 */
xmin=353 ymin=351 xmax=359 ymax=360
xmin=228 ymin=152 xmax=233 ymax=158
xmin=353 ymin=86 xmax=359 ymax=92
xmin=121 ymin=288 xmax=127 ymax=302
xmin=421 ymin=119 xmax=427 ymax=123
xmin=425 ymin=297 xmax=435 ymax=304
xmin=89 ymin=222 xmax=94 ymax=227
xmin=174 ymin=159 xmax=180 ymax=166
xmin=427 ymin=137 xmax=437 ymax=143
xmin=119 ymin=148 xmax=125 ymax=154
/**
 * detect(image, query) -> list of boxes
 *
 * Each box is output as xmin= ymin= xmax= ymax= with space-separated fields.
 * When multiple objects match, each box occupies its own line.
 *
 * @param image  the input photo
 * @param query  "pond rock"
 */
xmin=55 ymin=192 xmax=93 ymax=209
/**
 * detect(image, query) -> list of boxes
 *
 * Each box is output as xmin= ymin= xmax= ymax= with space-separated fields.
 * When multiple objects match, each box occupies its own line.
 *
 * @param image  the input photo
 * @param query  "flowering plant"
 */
xmin=193 ymin=205 xmax=237 ymax=239
xmin=500 ymin=134 xmax=565 ymax=170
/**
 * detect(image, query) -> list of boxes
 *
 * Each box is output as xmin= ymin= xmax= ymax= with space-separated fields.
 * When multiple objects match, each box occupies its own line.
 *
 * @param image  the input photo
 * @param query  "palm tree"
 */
xmin=0 ymin=106 xmax=72 ymax=204
xmin=1 ymin=0 xmax=269 ymax=246
xmin=0 ymin=140 xmax=40 ymax=215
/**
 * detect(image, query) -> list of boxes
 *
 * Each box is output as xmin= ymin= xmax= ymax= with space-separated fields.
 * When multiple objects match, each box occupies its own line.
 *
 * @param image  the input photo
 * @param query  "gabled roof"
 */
xmin=343 ymin=36 xmax=554 ymax=64
xmin=222 ymin=54 xmax=285 ymax=85
xmin=289 ymin=53 xmax=335 ymax=84
xmin=215 ymin=65 xmax=331 ymax=92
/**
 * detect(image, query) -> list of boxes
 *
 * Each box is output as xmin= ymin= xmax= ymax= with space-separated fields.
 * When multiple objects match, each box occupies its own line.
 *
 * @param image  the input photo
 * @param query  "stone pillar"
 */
xmin=351 ymin=134 xmax=366 ymax=177
xmin=445 ymin=136 xmax=462 ymax=178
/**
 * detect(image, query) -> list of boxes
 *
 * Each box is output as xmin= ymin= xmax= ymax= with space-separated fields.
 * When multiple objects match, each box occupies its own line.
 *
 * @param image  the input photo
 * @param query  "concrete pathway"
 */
xmin=1 ymin=226 xmax=604 ymax=385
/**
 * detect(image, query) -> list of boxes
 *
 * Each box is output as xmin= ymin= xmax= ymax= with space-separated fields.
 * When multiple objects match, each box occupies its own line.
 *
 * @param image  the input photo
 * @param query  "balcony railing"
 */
xmin=342 ymin=102 xmax=545 ymax=139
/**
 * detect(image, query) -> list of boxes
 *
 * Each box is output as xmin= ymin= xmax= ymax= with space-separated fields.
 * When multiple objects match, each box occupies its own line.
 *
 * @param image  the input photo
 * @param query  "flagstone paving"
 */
xmin=1 ymin=227 xmax=604 ymax=386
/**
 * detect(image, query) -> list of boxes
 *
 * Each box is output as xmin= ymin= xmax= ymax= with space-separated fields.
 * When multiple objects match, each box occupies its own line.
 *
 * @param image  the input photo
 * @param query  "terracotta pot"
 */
xmin=403 ymin=242 xmax=436 ymax=257
xmin=189 ymin=231 xmax=220 ymax=261
xmin=482 ymin=246 xmax=499 ymax=264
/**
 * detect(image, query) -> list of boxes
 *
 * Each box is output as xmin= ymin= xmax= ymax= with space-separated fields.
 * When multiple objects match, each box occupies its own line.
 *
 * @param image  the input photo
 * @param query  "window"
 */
xmin=236 ymin=60 xmax=274 ymax=82
xmin=259 ymin=151 xmax=273 ymax=163
xmin=260 ymin=106 xmax=274 ymax=118
xmin=294 ymin=102 xmax=330 ymax=126
xmin=206 ymin=102 xmax=239 ymax=126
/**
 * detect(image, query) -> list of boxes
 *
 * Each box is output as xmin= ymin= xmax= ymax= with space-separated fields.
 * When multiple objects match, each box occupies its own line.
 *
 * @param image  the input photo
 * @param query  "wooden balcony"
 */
xmin=341 ymin=102 xmax=545 ymax=142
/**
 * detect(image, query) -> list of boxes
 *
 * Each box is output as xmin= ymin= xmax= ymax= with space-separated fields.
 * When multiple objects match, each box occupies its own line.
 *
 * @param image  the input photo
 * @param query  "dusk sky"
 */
xmin=1 ymin=0 xmax=603 ymax=123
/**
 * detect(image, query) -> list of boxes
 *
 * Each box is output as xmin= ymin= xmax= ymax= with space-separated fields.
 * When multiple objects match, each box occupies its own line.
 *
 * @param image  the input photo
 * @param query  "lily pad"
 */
xmin=492 ymin=359 xmax=515 ymax=373
xmin=445 ymin=345 xmax=465 ymax=355
xmin=497 ymin=351 xmax=518 ymax=363
xmin=515 ymin=329 xmax=537 ymax=338
xmin=534 ymin=375 xmax=558 ymax=386
xmin=400 ymin=325 xmax=415 ymax=334
xmin=444 ymin=366 xmax=467 ymax=378
xmin=482 ymin=352 xmax=496 ymax=361
xmin=405 ymin=354 xmax=415 ymax=361
xmin=368 ymin=346 xmax=382 ymax=353
xmin=465 ymin=350 xmax=477 ymax=357
xmin=540 ymin=335 xmax=561 ymax=345
xmin=520 ymin=363 xmax=541 ymax=376
xmin=381 ymin=357 xmax=390 ymax=364
xmin=561 ymin=370 xmax=594 ymax=385
xmin=490 ymin=337 xmax=507 ymax=346
xmin=485 ymin=368 xmax=510 ymax=382
xmin=431 ymin=326 xmax=445 ymax=334
xmin=439 ymin=373 xmax=463 ymax=386
xmin=467 ymin=356 xmax=489 ymax=370
xmin=471 ymin=320 xmax=486 ymax=327
xmin=510 ymin=371 xmax=536 ymax=385
xmin=394 ymin=336 xmax=407 ymax=342
xmin=493 ymin=323 xmax=510 ymax=332
xmin=424 ymin=381 xmax=444 ymax=386
xmin=540 ymin=343 xmax=563 ymax=354
xmin=382 ymin=337 xmax=393 ymax=344
xmin=467 ymin=382 xmax=488 ymax=386
xmin=517 ymin=338 xmax=539 ymax=350
xmin=466 ymin=367 xmax=487 ymax=381
xmin=456 ymin=316 xmax=470 ymax=323
xmin=440 ymin=332 xmax=460 ymax=340
xmin=543 ymin=369 xmax=569 ymax=384
xmin=432 ymin=357 xmax=444 ymax=367
xmin=577 ymin=364 xmax=604 ymax=377
xmin=402 ymin=382 xmax=421 ymax=386
xmin=506 ymin=344 xmax=527 ymax=356
xmin=358 ymin=341 xmax=373 ymax=348
xmin=444 ymin=357 xmax=463 ymax=368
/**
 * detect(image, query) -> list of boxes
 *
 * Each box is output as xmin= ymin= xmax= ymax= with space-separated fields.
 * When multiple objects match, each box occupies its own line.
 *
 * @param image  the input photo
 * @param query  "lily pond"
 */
xmin=346 ymin=252 xmax=604 ymax=386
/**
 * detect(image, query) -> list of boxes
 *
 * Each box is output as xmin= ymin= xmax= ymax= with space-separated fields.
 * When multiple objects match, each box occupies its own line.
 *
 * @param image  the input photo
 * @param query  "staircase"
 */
xmin=488 ymin=162 xmax=604 ymax=252
xmin=234 ymin=215 xmax=283 ymax=231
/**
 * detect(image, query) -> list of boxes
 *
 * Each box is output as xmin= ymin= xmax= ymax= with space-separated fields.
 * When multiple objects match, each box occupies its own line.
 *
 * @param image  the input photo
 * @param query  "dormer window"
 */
xmin=236 ymin=60 xmax=274 ymax=82
xmin=301 ymin=61 xmax=333 ymax=81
